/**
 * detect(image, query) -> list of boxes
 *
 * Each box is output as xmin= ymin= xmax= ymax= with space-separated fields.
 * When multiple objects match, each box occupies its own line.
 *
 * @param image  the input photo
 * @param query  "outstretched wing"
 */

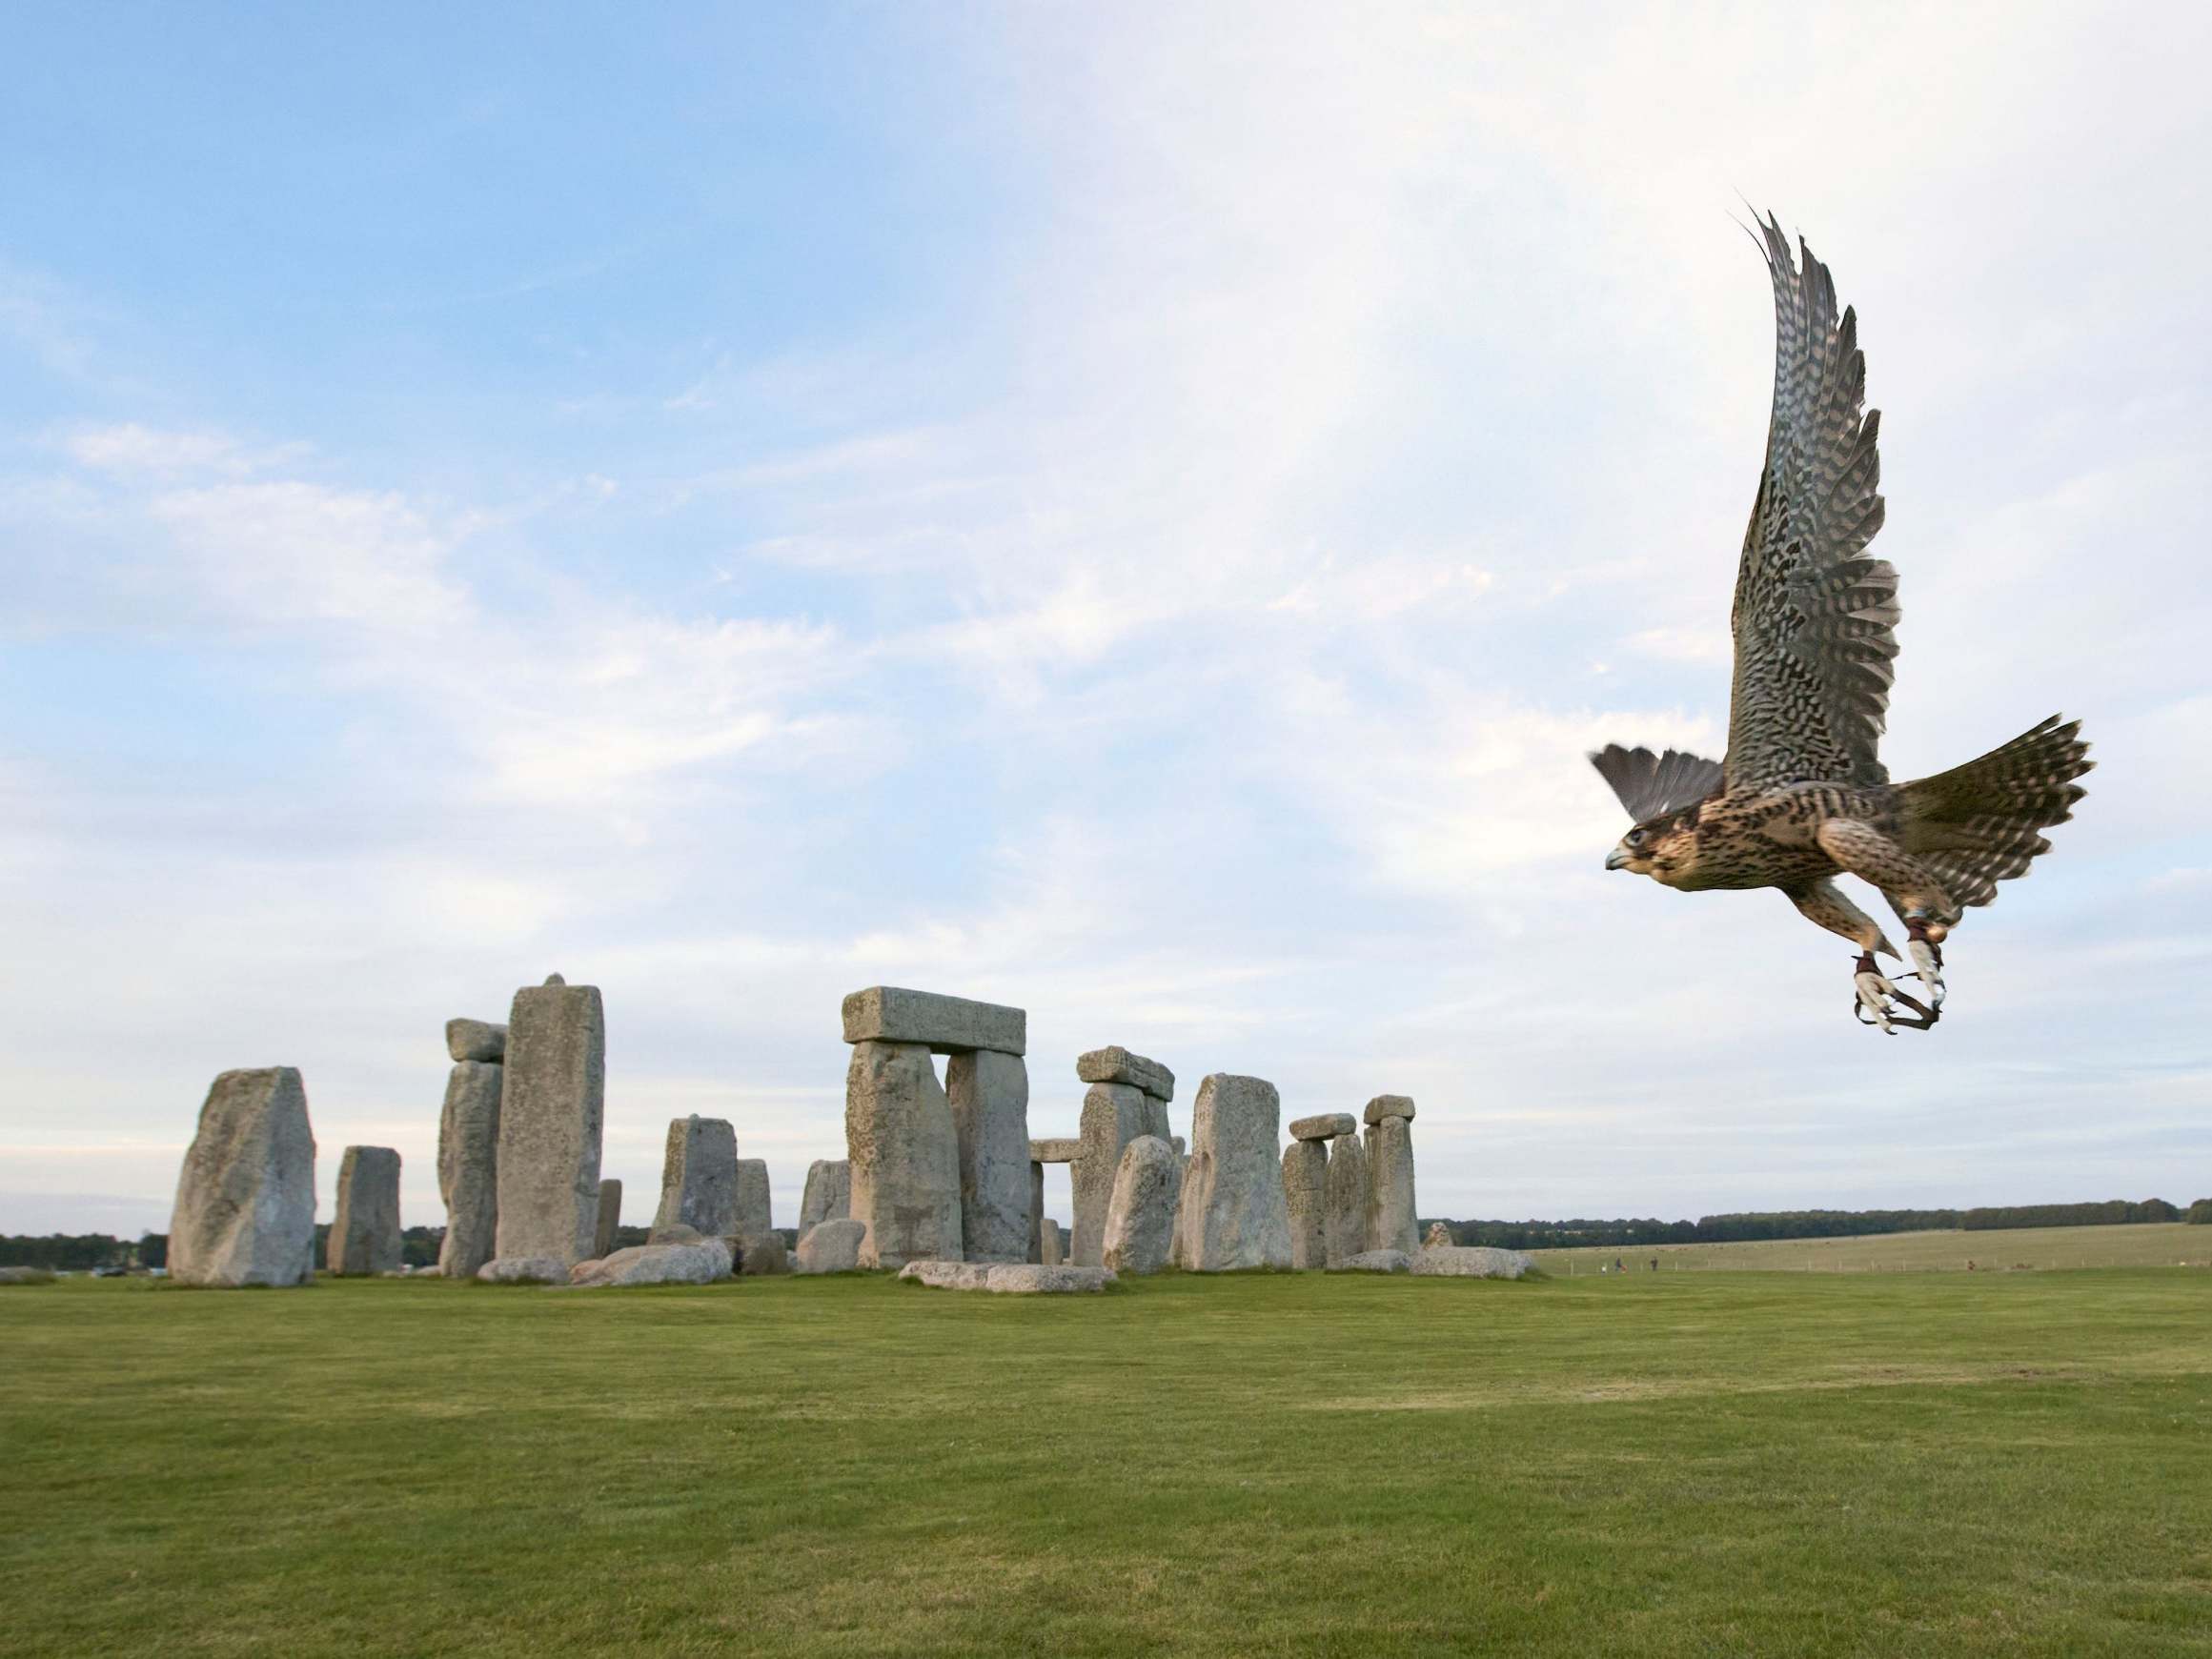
xmin=1590 ymin=744 xmax=1724 ymax=822
xmin=1724 ymin=213 xmax=1897 ymax=793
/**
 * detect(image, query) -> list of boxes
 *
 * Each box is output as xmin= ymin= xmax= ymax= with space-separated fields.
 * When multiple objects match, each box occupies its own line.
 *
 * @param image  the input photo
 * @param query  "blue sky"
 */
xmin=4 ymin=4 xmax=2207 ymax=1238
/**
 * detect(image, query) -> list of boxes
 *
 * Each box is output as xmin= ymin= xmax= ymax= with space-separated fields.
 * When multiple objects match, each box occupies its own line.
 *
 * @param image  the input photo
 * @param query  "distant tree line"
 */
xmin=1424 ymin=1198 xmax=2211 ymax=1250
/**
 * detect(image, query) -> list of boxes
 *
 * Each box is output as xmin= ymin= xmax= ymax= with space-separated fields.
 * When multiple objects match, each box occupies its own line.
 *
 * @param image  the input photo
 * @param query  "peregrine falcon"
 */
xmin=1592 ymin=213 xmax=2092 ymax=1032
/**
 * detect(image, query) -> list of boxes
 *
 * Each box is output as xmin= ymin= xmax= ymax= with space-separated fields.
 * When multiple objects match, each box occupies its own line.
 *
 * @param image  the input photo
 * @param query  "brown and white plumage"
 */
xmin=1590 ymin=213 xmax=2092 ymax=1030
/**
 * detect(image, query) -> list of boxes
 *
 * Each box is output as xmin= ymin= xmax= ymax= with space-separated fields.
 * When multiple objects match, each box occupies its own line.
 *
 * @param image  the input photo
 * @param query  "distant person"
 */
xmin=1614 ymin=1257 xmax=1625 ymax=1275
xmin=1650 ymin=1257 xmax=1658 ymax=1272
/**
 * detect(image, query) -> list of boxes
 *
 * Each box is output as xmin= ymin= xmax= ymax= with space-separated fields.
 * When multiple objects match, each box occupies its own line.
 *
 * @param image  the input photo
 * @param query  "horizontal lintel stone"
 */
xmin=842 ymin=986 xmax=1025 ymax=1056
xmin=1074 ymin=1046 xmax=1174 ymax=1101
xmin=1029 ymin=1137 xmax=1081 ymax=1163
xmin=1288 ymin=1112 xmax=1358 ymax=1142
xmin=1363 ymin=1094 xmax=1417 ymax=1124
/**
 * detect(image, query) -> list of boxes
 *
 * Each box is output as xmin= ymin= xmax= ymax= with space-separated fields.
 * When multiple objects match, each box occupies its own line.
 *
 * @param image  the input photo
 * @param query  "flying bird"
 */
xmin=1592 ymin=213 xmax=2091 ymax=1032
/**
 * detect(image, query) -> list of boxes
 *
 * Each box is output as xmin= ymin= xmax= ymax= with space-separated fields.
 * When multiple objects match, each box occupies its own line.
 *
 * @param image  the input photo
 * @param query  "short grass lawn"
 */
xmin=4 ymin=1268 xmax=2209 ymax=1656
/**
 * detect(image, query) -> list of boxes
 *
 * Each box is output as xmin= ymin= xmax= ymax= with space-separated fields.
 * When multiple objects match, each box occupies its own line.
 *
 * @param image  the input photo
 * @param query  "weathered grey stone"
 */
xmin=1175 ymin=1074 xmax=1292 ymax=1271
xmin=1324 ymin=1132 xmax=1372 ymax=1267
xmin=1027 ymin=1163 xmax=1045 ymax=1262
xmin=1337 ymin=1248 xmax=1411 ymax=1273
xmin=947 ymin=1048 xmax=1031 ymax=1263
xmin=493 ymin=979 xmax=605 ymax=1267
xmin=842 ymin=986 xmax=1025 ymax=1056
xmin=1281 ymin=1140 xmax=1328 ymax=1268
xmin=798 ymin=1159 xmax=850 ymax=1238
xmin=648 ymin=1222 xmax=704 ymax=1245
xmin=1411 ymin=1245 xmax=1533 ymax=1280
xmin=897 ymin=1260 xmax=992 ymax=1289
xmin=169 ymin=1067 xmax=317 ymax=1289
xmin=845 ymin=1040 xmax=963 ymax=1269
xmin=1363 ymin=1093 xmax=1416 ymax=1125
xmin=569 ymin=1236 xmax=733 ymax=1287
xmin=476 ymin=1255 xmax=569 ymax=1284
xmin=1039 ymin=1217 xmax=1065 ymax=1265
xmin=594 ymin=1179 xmax=621 ymax=1259
xmin=436 ymin=1061 xmax=501 ymax=1279
xmin=445 ymin=1018 xmax=507 ymax=1063
xmin=1075 ymin=1046 xmax=1174 ymax=1102
xmin=734 ymin=1228 xmax=787 ymax=1276
xmin=1072 ymin=1082 xmax=1158 ymax=1267
xmin=1102 ymin=1135 xmax=1179 ymax=1276
xmin=735 ymin=1157 xmax=773 ymax=1238
xmin=1029 ymin=1137 xmax=1081 ymax=1163
xmin=1288 ymin=1111 xmax=1357 ymax=1143
xmin=1366 ymin=1115 xmax=1418 ymax=1256
xmin=653 ymin=1116 xmax=738 ymax=1238
xmin=795 ymin=1217 xmax=866 ymax=1273
xmin=1425 ymin=1221 xmax=1454 ymax=1249
xmin=329 ymin=1145 xmax=401 ymax=1275
xmin=411 ymin=1264 xmax=443 ymax=1278
xmin=984 ymin=1264 xmax=1115 ymax=1293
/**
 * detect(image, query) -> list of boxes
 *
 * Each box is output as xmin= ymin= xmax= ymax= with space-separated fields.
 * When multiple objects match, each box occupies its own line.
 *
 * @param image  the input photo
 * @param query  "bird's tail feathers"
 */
xmin=1897 ymin=716 xmax=2092 ymax=908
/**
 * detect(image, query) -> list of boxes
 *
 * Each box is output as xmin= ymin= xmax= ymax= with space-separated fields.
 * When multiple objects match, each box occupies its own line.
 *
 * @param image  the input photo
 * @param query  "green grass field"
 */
xmin=5 ymin=1268 xmax=2210 ymax=1657
xmin=1532 ymin=1221 xmax=2212 ymax=1275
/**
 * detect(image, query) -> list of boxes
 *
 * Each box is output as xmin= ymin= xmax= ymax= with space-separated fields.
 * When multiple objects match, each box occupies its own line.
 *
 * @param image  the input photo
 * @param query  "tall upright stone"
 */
xmin=169 ymin=1067 xmax=317 ymax=1288
xmin=947 ymin=1049 xmax=1032 ymax=1263
xmin=1073 ymin=1083 xmax=1152 ymax=1267
xmin=1028 ymin=1161 xmax=1046 ymax=1264
xmin=798 ymin=1159 xmax=849 ymax=1241
xmin=493 ymin=975 xmax=605 ymax=1269
xmin=735 ymin=1157 xmax=773 ymax=1238
xmin=1281 ymin=1139 xmax=1328 ymax=1269
xmin=1102 ymin=1135 xmax=1179 ymax=1276
xmin=1325 ymin=1132 xmax=1372 ymax=1266
xmin=436 ymin=1059 xmax=502 ymax=1278
xmin=1176 ymin=1074 xmax=1292 ymax=1271
xmin=329 ymin=1145 xmax=402 ymax=1275
xmin=1365 ymin=1096 xmax=1419 ymax=1256
xmin=594 ymin=1178 xmax=622 ymax=1258
xmin=844 ymin=1040 xmax=962 ymax=1269
xmin=655 ymin=1116 xmax=739 ymax=1239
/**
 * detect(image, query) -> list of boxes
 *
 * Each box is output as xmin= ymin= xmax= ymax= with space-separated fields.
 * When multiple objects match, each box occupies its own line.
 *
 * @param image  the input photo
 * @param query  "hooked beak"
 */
xmin=1605 ymin=847 xmax=1630 ymax=871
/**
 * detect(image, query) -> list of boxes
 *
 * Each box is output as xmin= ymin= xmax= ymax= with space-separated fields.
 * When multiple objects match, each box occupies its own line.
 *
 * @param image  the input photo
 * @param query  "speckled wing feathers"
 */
xmin=1589 ymin=744 xmax=1725 ymax=822
xmin=1724 ymin=214 xmax=1897 ymax=793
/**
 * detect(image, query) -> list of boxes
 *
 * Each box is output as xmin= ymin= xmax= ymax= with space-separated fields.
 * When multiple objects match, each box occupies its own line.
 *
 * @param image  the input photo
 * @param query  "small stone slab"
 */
xmin=1029 ymin=1137 xmax=1081 ymax=1163
xmin=897 ymin=1261 xmax=1115 ymax=1293
xmin=1334 ymin=1248 xmax=1410 ymax=1273
xmin=898 ymin=1260 xmax=994 ymax=1290
xmin=1288 ymin=1112 xmax=1356 ymax=1142
xmin=842 ymin=986 xmax=1025 ymax=1056
xmin=1410 ymin=1245 xmax=1532 ymax=1280
xmin=1363 ymin=1094 xmax=1416 ymax=1124
xmin=445 ymin=1019 xmax=507 ymax=1063
xmin=1075 ymin=1046 xmax=1174 ymax=1102
xmin=733 ymin=1229 xmax=788 ymax=1276
xmin=569 ymin=1237 xmax=733 ymax=1287
xmin=476 ymin=1255 xmax=571 ymax=1285
xmin=796 ymin=1217 xmax=865 ymax=1273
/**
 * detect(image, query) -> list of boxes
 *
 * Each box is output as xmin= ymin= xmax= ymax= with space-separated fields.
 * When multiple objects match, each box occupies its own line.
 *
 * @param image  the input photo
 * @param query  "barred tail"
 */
xmin=1898 ymin=716 xmax=2092 ymax=908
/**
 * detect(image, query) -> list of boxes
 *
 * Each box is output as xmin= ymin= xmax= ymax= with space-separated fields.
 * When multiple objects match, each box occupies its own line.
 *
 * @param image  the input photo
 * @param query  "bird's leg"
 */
xmin=1904 ymin=916 xmax=1945 ymax=1008
xmin=1786 ymin=880 xmax=1918 ymax=1032
xmin=1854 ymin=951 xmax=1901 ymax=1034
xmin=1815 ymin=820 xmax=1960 ymax=1015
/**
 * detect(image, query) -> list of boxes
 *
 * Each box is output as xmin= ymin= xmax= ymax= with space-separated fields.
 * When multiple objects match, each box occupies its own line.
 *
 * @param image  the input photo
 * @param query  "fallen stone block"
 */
xmin=1410 ymin=1245 xmax=1533 ymax=1280
xmin=795 ymin=1217 xmax=865 ymax=1273
xmin=445 ymin=1018 xmax=507 ymax=1063
xmin=1335 ymin=1248 xmax=1410 ymax=1273
xmin=948 ymin=1048 xmax=1032 ymax=1263
xmin=1029 ymin=1137 xmax=1081 ymax=1163
xmin=1176 ymin=1074 xmax=1292 ymax=1271
xmin=436 ymin=1061 xmax=501 ymax=1279
xmin=569 ymin=1236 xmax=733 ymax=1287
xmin=654 ymin=1116 xmax=739 ymax=1239
xmin=983 ymin=1264 xmax=1115 ymax=1293
xmin=897 ymin=1260 xmax=993 ymax=1289
xmin=494 ymin=977 xmax=605 ymax=1268
xmin=1363 ymin=1094 xmax=1416 ymax=1124
xmin=1075 ymin=1046 xmax=1174 ymax=1102
xmin=1282 ymin=1139 xmax=1328 ymax=1268
xmin=842 ymin=986 xmax=1025 ymax=1056
xmin=476 ymin=1255 xmax=571 ymax=1285
xmin=1288 ymin=1111 xmax=1356 ymax=1143
xmin=329 ymin=1145 xmax=402 ymax=1275
xmin=846 ymin=1040 xmax=963 ymax=1269
xmin=169 ymin=1067 xmax=317 ymax=1288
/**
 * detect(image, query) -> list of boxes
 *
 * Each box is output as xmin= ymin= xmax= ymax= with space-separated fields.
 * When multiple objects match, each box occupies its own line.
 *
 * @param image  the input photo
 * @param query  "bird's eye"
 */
xmin=1626 ymin=828 xmax=1646 ymax=848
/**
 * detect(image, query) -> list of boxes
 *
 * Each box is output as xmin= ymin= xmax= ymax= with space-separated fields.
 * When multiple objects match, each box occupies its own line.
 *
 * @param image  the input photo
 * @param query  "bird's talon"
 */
xmin=1854 ymin=969 xmax=1897 ymax=1033
xmin=1909 ymin=938 xmax=1945 ymax=1008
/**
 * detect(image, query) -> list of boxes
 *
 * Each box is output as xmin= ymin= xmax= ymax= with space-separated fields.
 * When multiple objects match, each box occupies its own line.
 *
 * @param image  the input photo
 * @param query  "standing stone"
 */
xmin=1175 ymin=1074 xmax=1292 ymax=1271
xmin=1366 ymin=1110 xmax=1419 ymax=1256
xmin=735 ymin=1157 xmax=773 ymax=1238
xmin=493 ymin=977 xmax=605 ymax=1269
xmin=594 ymin=1179 xmax=622 ymax=1259
xmin=1282 ymin=1139 xmax=1328 ymax=1269
xmin=1325 ymin=1133 xmax=1372 ymax=1266
xmin=1039 ymin=1218 xmax=1064 ymax=1266
xmin=844 ymin=1040 xmax=962 ymax=1268
xmin=946 ymin=1049 xmax=1032 ymax=1263
xmin=1072 ymin=1082 xmax=1154 ymax=1267
xmin=169 ymin=1067 xmax=317 ymax=1288
xmin=1028 ymin=1162 xmax=1046 ymax=1263
xmin=798 ymin=1159 xmax=850 ymax=1240
xmin=436 ymin=1060 xmax=501 ymax=1279
xmin=329 ymin=1146 xmax=402 ymax=1275
xmin=1102 ymin=1135 xmax=1179 ymax=1276
xmin=653 ymin=1116 xmax=739 ymax=1239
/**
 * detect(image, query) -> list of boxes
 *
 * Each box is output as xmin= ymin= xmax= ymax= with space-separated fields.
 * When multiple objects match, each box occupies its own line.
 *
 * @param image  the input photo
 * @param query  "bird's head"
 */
xmin=1605 ymin=812 xmax=1699 ymax=886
